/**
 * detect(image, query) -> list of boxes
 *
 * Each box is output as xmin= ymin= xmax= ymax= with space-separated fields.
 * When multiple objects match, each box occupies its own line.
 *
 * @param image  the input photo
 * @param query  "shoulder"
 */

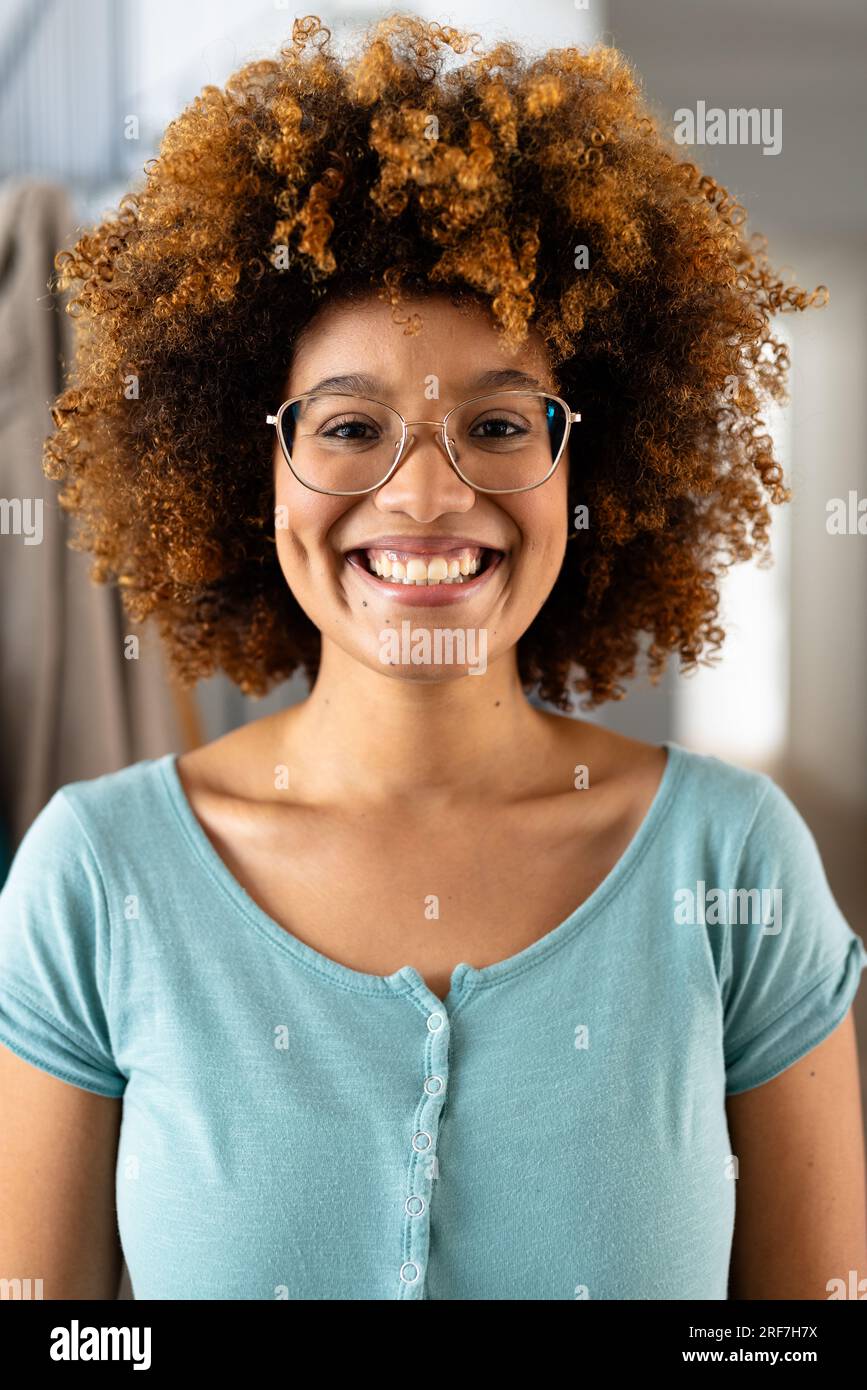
xmin=54 ymin=755 xmax=177 ymax=845
xmin=552 ymin=717 xmax=770 ymax=826
xmin=658 ymin=741 xmax=782 ymax=869
xmin=0 ymin=757 xmax=177 ymax=903
xmin=652 ymin=742 xmax=853 ymax=908
xmin=569 ymin=725 xmax=839 ymax=888
xmin=663 ymin=743 xmax=840 ymax=880
xmin=664 ymin=738 xmax=772 ymax=809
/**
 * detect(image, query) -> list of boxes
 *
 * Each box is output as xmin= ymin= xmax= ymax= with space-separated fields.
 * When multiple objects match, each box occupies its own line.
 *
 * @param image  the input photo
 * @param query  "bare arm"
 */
xmin=0 ymin=1042 xmax=123 ymax=1299
xmin=726 ymin=1007 xmax=867 ymax=1299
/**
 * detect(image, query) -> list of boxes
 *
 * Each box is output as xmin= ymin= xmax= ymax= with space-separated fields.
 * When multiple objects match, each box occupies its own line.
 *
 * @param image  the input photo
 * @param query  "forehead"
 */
xmin=286 ymin=292 xmax=553 ymax=393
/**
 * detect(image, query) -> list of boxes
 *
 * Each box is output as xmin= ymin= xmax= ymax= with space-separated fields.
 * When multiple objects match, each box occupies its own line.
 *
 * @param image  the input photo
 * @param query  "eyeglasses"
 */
xmin=266 ymin=390 xmax=580 ymax=496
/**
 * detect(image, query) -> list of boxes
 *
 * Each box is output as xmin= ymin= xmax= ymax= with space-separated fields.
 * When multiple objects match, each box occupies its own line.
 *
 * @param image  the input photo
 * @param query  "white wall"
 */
xmin=129 ymin=0 xmax=606 ymax=135
xmin=782 ymin=236 xmax=867 ymax=806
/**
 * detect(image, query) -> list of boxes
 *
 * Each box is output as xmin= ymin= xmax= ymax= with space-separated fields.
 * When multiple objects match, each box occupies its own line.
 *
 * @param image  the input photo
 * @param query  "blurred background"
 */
xmin=1 ymin=0 xmax=865 ymax=1281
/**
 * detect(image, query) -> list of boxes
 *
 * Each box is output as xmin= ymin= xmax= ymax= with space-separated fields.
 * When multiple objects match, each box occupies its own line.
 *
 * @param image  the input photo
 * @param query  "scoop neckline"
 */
xmin=158 ymin=738 xmax=686 ymax=1005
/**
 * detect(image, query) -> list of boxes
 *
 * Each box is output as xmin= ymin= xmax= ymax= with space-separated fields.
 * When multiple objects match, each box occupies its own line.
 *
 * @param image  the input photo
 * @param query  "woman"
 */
xmin=1 ymin=14 xmax=865 ymax=1301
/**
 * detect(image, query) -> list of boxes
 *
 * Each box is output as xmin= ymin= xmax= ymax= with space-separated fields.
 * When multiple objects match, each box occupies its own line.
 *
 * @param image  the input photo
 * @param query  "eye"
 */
xmin=318 ymin=413 xmax=381 ymax=441
xmin=468 ymin=413 xmax=528 ymax=439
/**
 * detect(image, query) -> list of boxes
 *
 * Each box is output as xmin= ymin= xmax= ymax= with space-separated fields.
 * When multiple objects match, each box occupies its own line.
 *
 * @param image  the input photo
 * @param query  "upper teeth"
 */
xmin=365 ymin=552 xmax=483 ymax=585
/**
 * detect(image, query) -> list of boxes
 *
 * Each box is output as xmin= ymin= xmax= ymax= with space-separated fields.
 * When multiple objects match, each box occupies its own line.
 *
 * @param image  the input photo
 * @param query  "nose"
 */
xmin=372 ymin=420 xmax=476 ymax=521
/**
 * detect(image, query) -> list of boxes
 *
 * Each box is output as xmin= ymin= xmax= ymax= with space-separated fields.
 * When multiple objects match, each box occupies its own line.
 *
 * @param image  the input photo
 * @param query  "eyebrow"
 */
xmin=300 ymin=368 xmax=549 ymax=396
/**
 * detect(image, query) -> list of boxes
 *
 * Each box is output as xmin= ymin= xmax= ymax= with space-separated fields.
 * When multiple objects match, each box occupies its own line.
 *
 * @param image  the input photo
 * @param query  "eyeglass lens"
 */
xmin=278 ymin=393 xmax=569 ymax=493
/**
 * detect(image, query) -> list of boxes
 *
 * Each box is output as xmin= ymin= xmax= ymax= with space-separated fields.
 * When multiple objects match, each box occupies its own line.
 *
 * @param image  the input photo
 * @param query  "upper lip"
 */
xmin=344 ymin=536 xmax=504 ymax=554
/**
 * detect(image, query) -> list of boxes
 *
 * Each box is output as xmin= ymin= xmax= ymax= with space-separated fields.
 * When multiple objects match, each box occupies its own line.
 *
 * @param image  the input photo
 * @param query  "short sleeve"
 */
xmin=0 ymin=789 xmax=126 ymax=1097
xmin=719 ymin=776 xmax=867 ymax=1095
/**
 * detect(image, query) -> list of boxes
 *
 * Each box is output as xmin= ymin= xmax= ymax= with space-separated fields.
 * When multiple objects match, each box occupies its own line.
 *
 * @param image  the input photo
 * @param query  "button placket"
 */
xmin=398 ymin=1003 xmax=451 ymax=1299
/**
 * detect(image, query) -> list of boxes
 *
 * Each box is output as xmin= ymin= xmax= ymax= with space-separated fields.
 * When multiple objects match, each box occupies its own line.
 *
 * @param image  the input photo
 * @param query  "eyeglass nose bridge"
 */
xmin=391 ymin=417 xmax=461 ymax=475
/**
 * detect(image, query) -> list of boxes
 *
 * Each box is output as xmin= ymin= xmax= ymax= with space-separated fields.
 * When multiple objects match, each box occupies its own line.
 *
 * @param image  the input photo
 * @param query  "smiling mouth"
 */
xmin=345 ymin=545 xmax=502 ymax=587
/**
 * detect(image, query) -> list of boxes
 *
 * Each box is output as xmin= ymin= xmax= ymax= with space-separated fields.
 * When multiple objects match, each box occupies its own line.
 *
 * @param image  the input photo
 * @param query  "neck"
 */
xmin=277 ymin=635 xmax=557 ymax=806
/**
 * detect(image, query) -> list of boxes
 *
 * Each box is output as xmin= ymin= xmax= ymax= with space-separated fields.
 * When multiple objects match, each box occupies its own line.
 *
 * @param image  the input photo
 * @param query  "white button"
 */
xmin=405 ymin=1195 xmax=426 ymax=1216
xmin=411 ymin=1130 xmax=433 ymax=1152
xmin=399 ymin=1261 xmax=421 ymax=1283
xmin=427 ymin=1012 xmax=445 ymax=1032
xmin=423 ymin=1075 xmax=445 ymax=1095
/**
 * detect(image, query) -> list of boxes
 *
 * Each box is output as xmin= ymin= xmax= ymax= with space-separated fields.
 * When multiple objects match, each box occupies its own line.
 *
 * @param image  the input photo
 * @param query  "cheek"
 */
xmin=272 ymin=451 xmax=345 ymax=581
xmin=509 ymin=480 xmax=568 ymax=564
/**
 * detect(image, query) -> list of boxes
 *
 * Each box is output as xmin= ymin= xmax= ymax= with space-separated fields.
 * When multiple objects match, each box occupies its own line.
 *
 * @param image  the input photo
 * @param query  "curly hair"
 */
xmin=43 ymin=11 xmax=826 ymax=709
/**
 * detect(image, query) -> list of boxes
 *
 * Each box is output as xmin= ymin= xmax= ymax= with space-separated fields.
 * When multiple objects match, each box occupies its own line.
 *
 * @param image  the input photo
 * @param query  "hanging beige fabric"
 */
xmin=0 ymin=177 xmax=199 ymax=851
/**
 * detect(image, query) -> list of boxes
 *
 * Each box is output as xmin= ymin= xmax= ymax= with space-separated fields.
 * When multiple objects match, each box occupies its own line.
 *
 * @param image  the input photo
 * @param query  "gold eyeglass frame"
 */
xmin=266 ymin=389 xmax=581 ymax=496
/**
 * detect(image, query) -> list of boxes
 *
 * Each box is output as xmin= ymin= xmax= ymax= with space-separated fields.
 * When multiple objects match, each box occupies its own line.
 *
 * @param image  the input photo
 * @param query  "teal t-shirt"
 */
xmin=0 ymin=741 xmax=864 ymax=1300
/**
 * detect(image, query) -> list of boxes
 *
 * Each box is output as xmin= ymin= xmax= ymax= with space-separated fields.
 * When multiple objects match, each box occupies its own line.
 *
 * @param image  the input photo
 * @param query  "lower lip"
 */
xmin=344 ymin=552 xmax=504 ymax=606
